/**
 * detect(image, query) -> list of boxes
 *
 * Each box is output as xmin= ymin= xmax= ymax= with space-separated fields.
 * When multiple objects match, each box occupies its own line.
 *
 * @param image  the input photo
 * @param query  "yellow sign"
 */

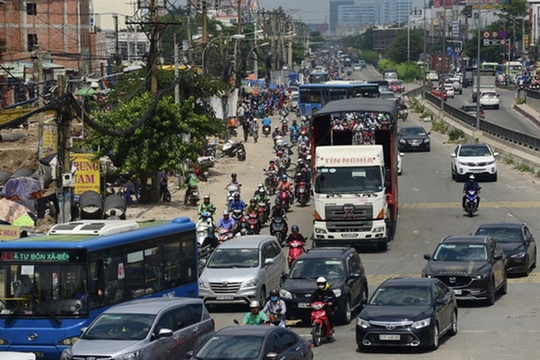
xmin=0 ymin=225 xmax=20 ymax=240
xmin=71 ymin=153 xmax=101 ymax=195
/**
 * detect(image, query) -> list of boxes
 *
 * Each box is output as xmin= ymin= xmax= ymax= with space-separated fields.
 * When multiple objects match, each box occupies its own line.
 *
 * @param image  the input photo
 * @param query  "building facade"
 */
xmin=0 ymin=0 xmax=94 ymax=74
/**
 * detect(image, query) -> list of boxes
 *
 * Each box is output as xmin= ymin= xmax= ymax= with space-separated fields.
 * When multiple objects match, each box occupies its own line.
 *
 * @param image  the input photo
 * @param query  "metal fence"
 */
xmin=413 ymin=87 xmax=540 ymax=151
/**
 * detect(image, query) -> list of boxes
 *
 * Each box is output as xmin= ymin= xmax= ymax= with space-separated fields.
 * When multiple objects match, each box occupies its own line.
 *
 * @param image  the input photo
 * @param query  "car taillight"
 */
xmin=211 ymin=318 xmax=215 ymax=328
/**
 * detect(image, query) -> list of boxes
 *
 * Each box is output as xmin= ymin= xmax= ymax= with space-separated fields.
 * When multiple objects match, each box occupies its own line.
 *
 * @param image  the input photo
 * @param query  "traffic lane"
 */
xmin=447 ymin=87 xmax=540 ymax=135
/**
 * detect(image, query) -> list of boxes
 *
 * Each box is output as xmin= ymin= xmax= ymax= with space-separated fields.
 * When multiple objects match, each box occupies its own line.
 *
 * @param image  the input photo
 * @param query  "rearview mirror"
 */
xmin=264 ymin=258 xmax=274 ymax=266
xmin=423 ymin=253 xmax=432 ymax=260
xmin=450 ymin=153 xmax=456 ymax=158
xmin=280 ymin=271 xmax=288 ymax=279
xmin=493 ymin=152 xmax=500 ymax=157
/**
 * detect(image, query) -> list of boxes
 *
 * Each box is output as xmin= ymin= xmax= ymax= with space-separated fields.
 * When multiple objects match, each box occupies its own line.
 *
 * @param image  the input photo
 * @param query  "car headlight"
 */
xmin=59 ymin=336 xmax=80 ymax=345
xmin=60 ymin=349 xmax=73 ymax=360
xmin=399 ymin=139 xmax=406 ymax=144
xmin=458 ymin=161 xmax=468 ymax=166
xmin=510 ymin=252 xmax=526 ymax=259
xmin=412 ymin=317 xmax=431 ymax=329
xmin=112 ymin=350 xmax=141 ymax=360
xmin=314 ymin=228 xmax=327 ymax=234
xmin=357 ymin=317 xmax=370 ymax=328
xmin=280 ymin=289 xmax=292 ymax=299
xmin=242 ymin=278 xmax=258 ymax=288
xmin=332 ymin=289 xmax=342 ymax=298
xmin=472 ymin=273 xmax=489 ymax=279
xmin=0 ymin=338 xmax=7 ymax=345
xmin=199 ymin=280 xmax=209 ymax=288
xmin=372 ymin=226 xmax=384 ymax=233
xmin=486 ymin=160 xmax=495 ymax=165
xmin=424 ymin=139 xmax=430 ymax=143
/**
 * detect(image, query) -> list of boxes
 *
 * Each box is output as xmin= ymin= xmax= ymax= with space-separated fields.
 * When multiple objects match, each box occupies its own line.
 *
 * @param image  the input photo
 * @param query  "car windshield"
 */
xmin=400 ymin=127 xmax=427 ymax=137
xmin=389 ymin=81 xmax=400 ymax=86
xmin=369 ymin=285 xmax=432 ymax=306
xmin=315 ymin=166 xmax=382 ymax=194
xmin=475 ymin=227 xmax=523 ymax=243
xmin=482 ymin=92 xmax=497 ymax=98
xmin=195 ymin=335 xmax=263 ymax=360
xmin=379 ymin=92 xmax=395 ymax=99
xmin=433 ymin=243 xmax=488 ymax=261
xmin=458 ymin=145 xmax=491 ymax=157
xmin=207 ymin=248 xmax=259 ymax=268
xmin=289 ymin=258 xmax=345 ymax=280
xmin=82 ymin=313 xmax=155 ymax=340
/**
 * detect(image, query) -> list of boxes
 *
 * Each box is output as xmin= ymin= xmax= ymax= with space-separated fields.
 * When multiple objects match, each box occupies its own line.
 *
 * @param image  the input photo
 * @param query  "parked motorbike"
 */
xmin=464 ymin=189 xmax=480 ymax=217
xmin=296 ymin=181 xmax=309 ymax=207
xmin=262 ymin=125 xmax=271 ymax=137
xmin=195 ymin=156 xmax=215 ymax=182
xmin=311 ymin=299 xmax=333 ymax=347
xmin=221 ymin=140 xmax=244 ymax=158
xmin=248 ymin=211 xmax=260 ymax=234
xmin=287 ymin=238 xmax=305 ymax=268
xmin=237 ymin=143 xmax=246 ymax=161
xmin=270 ymin=216 xmax=288 ymax=246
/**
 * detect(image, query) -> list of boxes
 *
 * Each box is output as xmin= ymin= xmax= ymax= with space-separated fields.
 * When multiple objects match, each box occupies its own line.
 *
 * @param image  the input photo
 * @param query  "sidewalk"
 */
xmin=512 ymin=102 xmax=540 ymax=129
xmin=125 ymin=115 xmax=282 ymax=221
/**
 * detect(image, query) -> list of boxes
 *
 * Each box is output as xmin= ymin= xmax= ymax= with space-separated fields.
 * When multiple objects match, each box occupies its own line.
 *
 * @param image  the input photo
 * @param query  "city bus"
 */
xmin=481 ymin=62 xmax=500 ymax=72
xmin=309 ymin=70 xmax=329 ymax=84
xmin=0 ymin=217 xmax=198 ymax=359
xmin=299 ymin=82 xmax=380 ymax=116
xmin=501 ymin=61 xmax=523 ymax=76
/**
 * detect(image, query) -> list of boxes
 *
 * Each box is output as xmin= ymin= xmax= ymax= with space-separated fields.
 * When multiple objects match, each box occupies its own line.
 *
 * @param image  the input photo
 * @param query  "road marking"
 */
xmin=366 ymin=273 xmax=540 ymax=284
xmin=401 ymin=202 xmax=540 ymax=209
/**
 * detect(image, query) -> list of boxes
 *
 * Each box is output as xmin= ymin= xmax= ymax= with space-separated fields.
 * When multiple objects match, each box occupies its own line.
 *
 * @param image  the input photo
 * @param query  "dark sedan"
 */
xmin=187 ymin=325 xmax=313 ymax=360
xmin=475 ymin=222 xmax=537 ymax=276
xmin=356 ymin=277 xmax=457 ymax=351
xmin=398 ymin=126 xmax=431 ymax=152
xmin=422 ymin=235 xmax=507 ymax=305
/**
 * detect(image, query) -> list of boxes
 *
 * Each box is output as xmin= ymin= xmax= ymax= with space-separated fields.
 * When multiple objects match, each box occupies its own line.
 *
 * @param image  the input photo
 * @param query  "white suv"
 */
xmin=451 ymin=143 xmax=499 ymax=182
xmin=479 ymin=91 xmax=500 ymax=109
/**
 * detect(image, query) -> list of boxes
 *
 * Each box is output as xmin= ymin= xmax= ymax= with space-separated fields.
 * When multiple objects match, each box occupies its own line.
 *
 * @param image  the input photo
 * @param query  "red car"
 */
xmin=431 ymin=86 xmax=447 ymax=100
xmin=388 ymin=80 xmax=404 ymax=93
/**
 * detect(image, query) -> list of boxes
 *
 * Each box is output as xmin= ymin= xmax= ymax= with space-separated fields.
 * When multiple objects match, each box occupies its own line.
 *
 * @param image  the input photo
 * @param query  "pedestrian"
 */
xmin=251 ymin=118 xmax=260 ymax=143
xmin=242 ymin=116 xmax=250 ymax=142
xmin=237 ymin=103 xmax=245 ymax=125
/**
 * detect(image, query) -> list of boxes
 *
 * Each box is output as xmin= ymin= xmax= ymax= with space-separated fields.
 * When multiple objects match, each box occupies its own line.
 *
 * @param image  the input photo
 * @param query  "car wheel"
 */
xmin=451 ymin=166 xmax=456 ymax=180
xmin=339 ymin=297 xmax=352 ymax=325
xmin=449 ymin=310 xmax=458 ymax=336
xmin=486 ymin=279 xmax=496 ymax=306
xmin=498 ymin=271 xmax=508 ymax=295
xmin=425 ymin=146 xmax=431 ymax=152
xmin=523 ymin=255 xmax=531 ymax=276
xmin=430 ymin=323 xmax=440 ymax=350
xmin=259 ymin=287 xmax=266 ymax=307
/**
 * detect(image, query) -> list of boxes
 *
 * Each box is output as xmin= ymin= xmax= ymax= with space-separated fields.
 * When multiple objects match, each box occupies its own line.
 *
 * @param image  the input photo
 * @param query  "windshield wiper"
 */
xmin=48 ymin=310 xmax=61 ymax=325
xmin=5 ymin=311 xmax=17 ymax=325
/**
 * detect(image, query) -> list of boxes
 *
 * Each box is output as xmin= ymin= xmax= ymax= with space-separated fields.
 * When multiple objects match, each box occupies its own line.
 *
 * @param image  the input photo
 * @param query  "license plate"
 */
xmin=380 ymin=334 xmax=400 ymax=341
xmin=298 ymin=302 xmax=310 ymax=308
xmin=299 ymin=188 xmax=305 ymax=193
xmin=193 ymin=192 xmax=198 ymax=196
xmin=216 ymin=295 xmax=234 ymax=300
xmin=341 ymin=233 xmax=358 ymax=238
xmin=453 ymin=289 xmax=462 ymax=295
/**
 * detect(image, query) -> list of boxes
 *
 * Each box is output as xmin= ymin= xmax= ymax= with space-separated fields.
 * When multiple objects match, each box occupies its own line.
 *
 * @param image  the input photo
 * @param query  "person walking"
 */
xmin=250 ymin=118 xmax=259 ymax=143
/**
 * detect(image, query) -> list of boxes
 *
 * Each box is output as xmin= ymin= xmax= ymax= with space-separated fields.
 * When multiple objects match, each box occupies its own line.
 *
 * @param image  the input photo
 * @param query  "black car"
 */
xmin=356 ymin=277 xmax=457 ymax=350
xmin=475 ymin=222 xmax=537 ymax=276
xmin=187 ymin=325 xmax=313 ymax=360
xmin=398 ymin=126 xmax=431 ymax=152
xmin=422 ymin=235 xmax=507 ymax=305
xmin=279 ymin=247 xmax=368 ymax=324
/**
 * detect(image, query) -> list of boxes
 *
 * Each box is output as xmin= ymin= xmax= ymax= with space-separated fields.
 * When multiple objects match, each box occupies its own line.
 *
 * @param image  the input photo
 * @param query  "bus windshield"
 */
xmin=310 ymin=72 xmax=329 ymax=84
xmin=0 ymin=263 xmax=88 ymax=317
xmin=299 ymin=84 xmax=380 ymax=116
xmin=315 ymin=166 xmax=383 ymax=194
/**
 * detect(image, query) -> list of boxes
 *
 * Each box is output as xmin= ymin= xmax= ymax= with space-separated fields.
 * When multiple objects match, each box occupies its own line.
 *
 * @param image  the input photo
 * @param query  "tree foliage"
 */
xmin=385 ymin=29 xmax=423 ymax=64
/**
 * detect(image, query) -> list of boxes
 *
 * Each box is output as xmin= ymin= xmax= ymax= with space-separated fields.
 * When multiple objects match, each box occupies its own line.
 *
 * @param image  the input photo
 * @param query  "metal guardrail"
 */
xmin=414 ymin=87 xmax=540 ymax=151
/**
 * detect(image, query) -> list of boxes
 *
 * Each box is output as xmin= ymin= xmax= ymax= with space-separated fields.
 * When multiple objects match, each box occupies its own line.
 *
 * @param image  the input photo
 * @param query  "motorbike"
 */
xmin=278 ymin=189 xmax=291 ymax=211
xmin=231 ymin=208 xmax=244 ymax=223
xmin=221 ymin=140 xmax=244 ymax=158
xmin=265 ymin=170 xmax=278 ymax=195
xmin=270 ymin=216 xmax=288 ymax=246
xmin=257 ymin=201 xmax=269 ymax=225
xmin=287 ymin=238 xmax=305 ymax=268
xmin=399 ymin=104 xmax=409 ymax=121
xmin=195 ymin=156 xmax=215 ymax=182
xmin=274 ymin=135 xmax=284 ymax=152
xmin=290 ymin=129 xmax=299 ymax=145
xmin=464 ymin=189 xmax=480 ymax=217
xmin=248 ymin=211 xmax=260 ymax=234
xmin=267 ymin=310 xmax=284 ymax=327
xmin=296 ymin=181 xmax=309 ymax=207
xmin=187 ymin=185 xmax=200 ymax=206
xmin=199 ymin=226 xmax=219 ymax=261
xmin=226 ymin=184 xmax=240 ymax=205
xmin=218 ymin=228 xmax=233 ymax=243
xmin=281 ymin=119 xmax=289 ymax=135
xmin=236 ymin=143 xmax=246 ymax=161
xmin=311 ymin=299 xmax=333 ymax=347
xmin=262 ymin=125 xmax=271 ymax=137
xmin=228 ymin=126 xmax=238 ymax=138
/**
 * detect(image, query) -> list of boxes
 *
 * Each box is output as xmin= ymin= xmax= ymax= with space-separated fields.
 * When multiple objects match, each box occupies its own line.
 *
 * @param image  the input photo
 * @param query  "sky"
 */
xmin=93 ymin=0 xmax=330 ymax=31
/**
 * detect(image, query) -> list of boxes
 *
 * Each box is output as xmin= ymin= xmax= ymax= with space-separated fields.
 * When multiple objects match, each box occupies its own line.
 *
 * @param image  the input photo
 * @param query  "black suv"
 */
xmin=279 ymin=247 xmax=368 ymax=324
xmin=422 ymin=235 xmax=507 ymax=305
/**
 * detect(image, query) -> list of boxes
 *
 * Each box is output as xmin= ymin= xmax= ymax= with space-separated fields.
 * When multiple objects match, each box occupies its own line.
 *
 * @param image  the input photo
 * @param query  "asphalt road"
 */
xmin=204 ymin=91 xmax=540 ymax=359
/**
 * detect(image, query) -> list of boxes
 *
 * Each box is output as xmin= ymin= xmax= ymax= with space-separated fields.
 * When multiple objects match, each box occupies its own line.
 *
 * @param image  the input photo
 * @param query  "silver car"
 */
xmin=199 ymin=235 xmax=287 ymax=305
xmin=61 ymin=297 xmax=214 ymax=360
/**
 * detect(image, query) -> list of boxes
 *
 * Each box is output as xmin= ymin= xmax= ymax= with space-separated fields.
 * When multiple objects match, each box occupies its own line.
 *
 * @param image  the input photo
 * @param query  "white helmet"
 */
xmin=249 ymin=300 xmax=260 ymax=308
xmin=317 ymin=277 xmax=327 ymax=285
xmin=469 ymin=174 xmax=475 ymax=180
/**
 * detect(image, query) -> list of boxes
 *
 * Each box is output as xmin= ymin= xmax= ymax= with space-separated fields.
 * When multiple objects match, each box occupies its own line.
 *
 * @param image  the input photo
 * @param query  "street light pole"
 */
xmin=476 ymin=2 xmax=482 ymax=130
xmin=441 ymin=6 xmax=446 ymax=111
xmin=422 ymin=0 xmax=427 ymax=99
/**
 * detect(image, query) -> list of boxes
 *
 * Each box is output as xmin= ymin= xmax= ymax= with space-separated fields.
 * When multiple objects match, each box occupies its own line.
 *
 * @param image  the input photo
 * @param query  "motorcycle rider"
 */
xmin=197 ymin=194 xmax=216 ymax=217
xmin=228 ymin=192 xmax=246 ymax=212
xmin=278 ymin=174 xmax=294 ymax=205
xmin=262 ymin=114 xmax=272 ymax=131
xmin=254 ymin=187 xmax=271 ymax=218
xmin=297 ymin=131 xmax=310 ymax=147
xmin=295 ymin=167 xmax=311 ymax=199
xmin=245 ymin=198 xmax=258 ymax=215
xmin=272 ymin=126 xmax=282 ymax=140
xmin=310 ymin=277 xmax=335 ymax=334
xmin=462 ymin=174 xmax=481 ymax=211
xmin=290 ymin=119 xmax=300 ymax=140
xmin=225 ymin=173 xmax=242 ymax=193
xmin=184 ymin=170 xmax=199 ymax=205
xmin=196 ymin=211 xmax=215 ymax=229
xmin=242 ymin=300 xmax=268 ymax=325
xmin=286 ymin=225 xmax=306 ymax=244
xmin=159 ymin=170 xmax=169 ymax=201
xmin=270 ymin=198 xmax=288 ymax=226
xmin=217 ymin=210 xmax=235 ymax=234
xmin=262 ymin=289 xmax=287 ymax=327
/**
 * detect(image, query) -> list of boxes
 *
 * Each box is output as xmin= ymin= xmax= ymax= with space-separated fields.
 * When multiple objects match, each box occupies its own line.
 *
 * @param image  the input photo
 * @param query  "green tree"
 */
xmin=385 ymin=29 xmax=423 ymax=63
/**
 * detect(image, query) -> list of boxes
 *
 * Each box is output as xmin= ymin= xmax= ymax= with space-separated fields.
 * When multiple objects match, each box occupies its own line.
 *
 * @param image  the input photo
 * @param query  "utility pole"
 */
xmin=56 ymin=74 xmax=71 ymax=223
xmin=174 ymin=33 xmax=179 ymax=104
xmin=254 ymin=20 xmax=259 ymax=79
xmin=33 ymin=45 xmax=44 ymax=159
xmin=202 ymin=0 xmax=208 ymax=45
xmin=186 ymin=4 xmax=192 ymax=65
xmin=113 ymin=14 xmax=120 ymax=67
